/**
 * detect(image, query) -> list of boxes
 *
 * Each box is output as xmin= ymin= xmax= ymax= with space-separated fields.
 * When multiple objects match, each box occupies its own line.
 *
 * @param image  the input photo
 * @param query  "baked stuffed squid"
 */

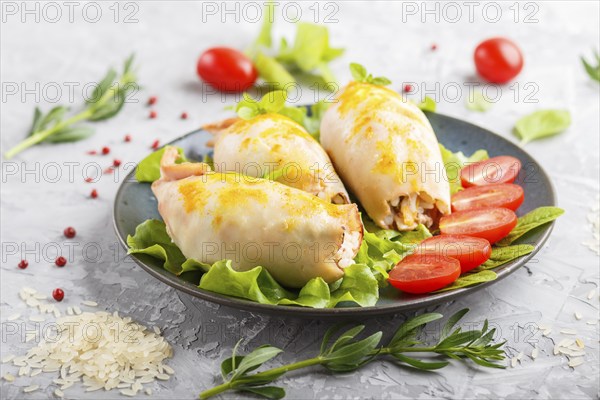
xmin=151 ymin=147 xmax=363 ymax=288
xmin=207 ymin=113 xmax=350 ymax=204
xmin=320 ymin=81 xmax=451 ymax=231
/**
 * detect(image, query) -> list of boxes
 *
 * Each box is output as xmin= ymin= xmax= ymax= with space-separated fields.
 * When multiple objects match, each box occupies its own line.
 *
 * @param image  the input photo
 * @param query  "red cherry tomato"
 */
xmin=197 ymin=47 xmax=258 ymax=93
xmin=415 ymin=235 xmax=492 ymax=273
xmin=474 ymin=38 xmax=523 ymax=84
xmin=461 ymin=156 xmax=521 ymax=188
xmin=452 ymin=184 xmax=524 ymax=212
xmin=439 ymin=207 xmax=517 ymax=244
xmin=388 ymin=254 xmax=461 ymax=294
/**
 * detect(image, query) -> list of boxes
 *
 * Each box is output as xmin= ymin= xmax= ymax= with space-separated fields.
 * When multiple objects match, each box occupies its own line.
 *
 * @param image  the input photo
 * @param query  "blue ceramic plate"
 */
xmin=113 ymin=113 xmax=556 ymax=318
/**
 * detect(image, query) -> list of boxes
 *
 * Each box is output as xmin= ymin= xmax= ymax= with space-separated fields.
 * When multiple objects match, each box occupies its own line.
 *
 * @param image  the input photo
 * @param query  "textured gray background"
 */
xmin=1 ymin=1 xmax=599 ymax=399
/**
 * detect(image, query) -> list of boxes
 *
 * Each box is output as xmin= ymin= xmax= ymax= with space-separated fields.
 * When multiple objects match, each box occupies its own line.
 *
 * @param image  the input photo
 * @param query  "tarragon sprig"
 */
xmin=200 ymin=309 xmax=505 ymax=399
xmin=581 ymin=49 xmax=600 ymax=82
xmin=4 ymin=54 xmax=137 ymax=159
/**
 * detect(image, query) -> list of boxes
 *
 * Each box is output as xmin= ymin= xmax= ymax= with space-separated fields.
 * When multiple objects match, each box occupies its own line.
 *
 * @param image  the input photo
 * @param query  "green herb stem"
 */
xmin=200 ymin=357 xmax=323 ymax=399
xmin=4 ymin=70 xmax=133 ymax=159
xmin=4 ymin=109 xmax=93 ymax=159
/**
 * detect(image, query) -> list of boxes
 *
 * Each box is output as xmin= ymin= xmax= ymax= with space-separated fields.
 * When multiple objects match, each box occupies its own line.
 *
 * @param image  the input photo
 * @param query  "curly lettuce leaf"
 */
xmin=127 ymin=219 xmax=380 ymax=308
xmin=135 ymin=146 xmax=187 ymax=183
xmin=439 ymin=144 xmax=489 ymax=194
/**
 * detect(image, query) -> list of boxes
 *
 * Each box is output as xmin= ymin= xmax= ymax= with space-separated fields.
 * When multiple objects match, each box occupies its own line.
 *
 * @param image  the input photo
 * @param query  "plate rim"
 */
xmin=112 ymin=112 xmax=557 ymax=318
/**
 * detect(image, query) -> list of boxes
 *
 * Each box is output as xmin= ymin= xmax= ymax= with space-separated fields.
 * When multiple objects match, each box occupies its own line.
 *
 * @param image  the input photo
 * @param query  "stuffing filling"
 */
xmin=335 ymin=230 xmax=362 ymax=268
xmin=385 ymin=193 xmax=438 ymax=230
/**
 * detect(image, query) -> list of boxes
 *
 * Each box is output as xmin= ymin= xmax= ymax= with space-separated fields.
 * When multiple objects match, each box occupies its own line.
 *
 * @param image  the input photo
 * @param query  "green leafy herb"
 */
xmin=349 ymin=63 xmax=392 ymax=86
xmin=514 ymin=110 xmax=571 ymax=145
xmin=581 ymin=49 xmax=600 ymax=82
xmin=477 ymin=244 xmax=535 ymax=270
xmin=5 ymin=55 xmax=137 ymax=159
xmin=279 ymin=101 xmax=330 ymax=139
xmin=439 ymin=144 xmax=489 ymax=194
xmin=254 ymin=52 xmax=296 ymax=90
xmin=466 ymin=90 xmax=493 ymax=112
xmin=434 ymin=270 xmax=497 ymax=293
xmin=248 ymin=5 xmax=343 ymax=89
xmin=135 ymin=146 xmax=187 ymax=183
xmin=200 ymin=309 xmax=506 ymax=399
xmin=236 ymin=91 xmax=287 ymax=120
xmin=497 ymin=207 xmax=564 ymax=247
xmin=416 ymin=96 xmax=436 ymax=112
xmin=276 ymin=23 xmax=344 ymax=84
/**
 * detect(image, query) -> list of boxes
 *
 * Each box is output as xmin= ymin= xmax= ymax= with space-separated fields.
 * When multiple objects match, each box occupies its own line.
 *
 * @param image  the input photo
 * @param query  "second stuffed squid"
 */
xmin=320 ymin=81 xmax=451 ymax=231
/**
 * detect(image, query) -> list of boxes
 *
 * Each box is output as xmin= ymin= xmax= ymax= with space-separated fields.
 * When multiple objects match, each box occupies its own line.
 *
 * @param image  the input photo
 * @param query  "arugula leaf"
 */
xmin=497 ymin=207 xmax=564 ymax=247
xmin=439 ymin=144 xmax=489 ymax=194
xmin=135 ymin=146 xmax=187 ymax=183
xmin=416 ymin=96 xmax=436 ymax=112
xmin=581 ymin=50 xmax=600 ymax=82
xmin=349 ymin=63 xmax=391 ymax=86
xmin=514 ymin=110 xmax=571 ymax=145
xmin=466 ymin=90 xmax=493 ymax=112
xmin=434 ymin=270 xmax=497 ymax=293
xmin=477 ymin=244 xmax=534 ymax=270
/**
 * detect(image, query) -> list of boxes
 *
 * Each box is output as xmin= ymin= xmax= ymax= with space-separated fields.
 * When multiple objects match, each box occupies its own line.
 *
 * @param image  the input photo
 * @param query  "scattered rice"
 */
xmin=22 ymin=287 xmax=37 ymax=295
xmin=29 ymin=315 xmax=45 ymax=322
xmin=145 ymin=388 xmax=153 ymax=395
xmin=531 ymin=347 xmax=539 ymax=359
xmin=30 ymin=369 xmax=42 ymax=377
xmin=6 ymin=313 xmax=21 ymax=321
xmin=510 ymin=357 xmax=518 ymax=367
xmin=82 ymin=301 xmax=98 ymax=307
xmin=516 ymin=352 xmax=524 ymax=361
xmin=574 ymin=312 xmax=582 ymax=320
xmin=67 ymin=307 xmax=74 ymax=316
xmin=576 ymin=339 xmax=585 ymax=349
xmin=9 ymin=309 xmax=173 ymax=395
xmin=568 ymin=357 xmax=585 ymax=368
xmin=542 ymin=329 xmax=552 ymax=336
xmin=2 ymin=373 xmax=15 ymax=382
xmin=153 ymin=326 xmax=161 ymax=335
xmin=560 ymin=329 xmax=577 ymax=335
xmin=2 ymin=354 xmax=16 ymax=363
xmin=23 ymin=384 xmax=39 ymax=393
xmin=73 ymin=306 xmax=82 ymax=315
xmin=586 ymin=320 xmax=598 ymax=325
xmin=587 ymin=289 xmax=596 ymax=300
xmin=54 ymin=388 xmax=64 ymax=398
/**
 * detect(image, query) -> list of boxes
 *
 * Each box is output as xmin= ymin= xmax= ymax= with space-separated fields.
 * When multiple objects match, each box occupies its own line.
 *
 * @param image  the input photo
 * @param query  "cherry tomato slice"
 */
xmin=452 ymin=184 xmax=524 ymax=212
xmin=388 ymin=254 xmax=460 ymax=294
xmin=197 ymin=47 xmax=258 ymax=93
xmin=474 ymin=37 xmax=524 ymax=84
xmin=439 ymin=207 xmax=517 ymax=244
xmin=461 ymin=156 xmax=521 ymax=187
xmin=415 ymin=234 xmax=492 ymax=273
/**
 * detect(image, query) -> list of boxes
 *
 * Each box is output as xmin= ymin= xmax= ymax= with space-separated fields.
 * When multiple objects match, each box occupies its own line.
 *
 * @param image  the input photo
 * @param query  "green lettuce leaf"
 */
xmin=439 ymin=144 xmax=489 ymax=194
xmin=127 ymin=219 xmax=380 ymax=308
xmin=135 ymin=146 xmax=187 ymax=183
